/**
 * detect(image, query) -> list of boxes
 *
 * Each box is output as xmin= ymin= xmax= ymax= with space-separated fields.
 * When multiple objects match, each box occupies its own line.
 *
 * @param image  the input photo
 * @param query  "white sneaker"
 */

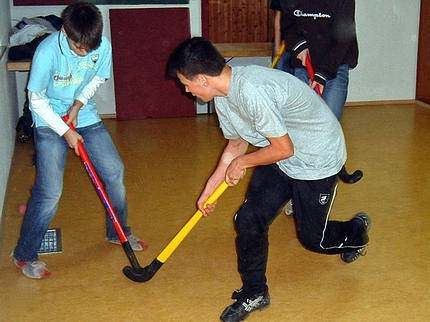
xmin=14 ymin=258 xmax=51 ymax=279
xmin=108 ymin=234 xmax=148 ymax=251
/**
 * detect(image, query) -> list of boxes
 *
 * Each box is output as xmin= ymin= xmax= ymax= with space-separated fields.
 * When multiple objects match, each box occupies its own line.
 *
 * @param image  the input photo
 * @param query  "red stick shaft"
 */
xmin=63 ymin=116 xmax=128 ymax=242
xmin=305 ymin=55 xmax=322 ymax=97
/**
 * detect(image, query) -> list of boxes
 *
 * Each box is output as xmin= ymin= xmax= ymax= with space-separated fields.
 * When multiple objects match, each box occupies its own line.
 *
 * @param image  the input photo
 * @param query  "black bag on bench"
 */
xmin=8 ymin=33 xmax=49 ymax=61
xmin=16 ymin=95 xmax=33 ymax=144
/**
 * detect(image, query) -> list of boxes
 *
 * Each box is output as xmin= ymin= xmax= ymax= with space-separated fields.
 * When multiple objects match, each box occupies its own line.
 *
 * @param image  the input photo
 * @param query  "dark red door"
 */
xmin=110 ymin=8 xmax=195 ymax=120
xmin=416 ymin=0 xmax=430 ymax=104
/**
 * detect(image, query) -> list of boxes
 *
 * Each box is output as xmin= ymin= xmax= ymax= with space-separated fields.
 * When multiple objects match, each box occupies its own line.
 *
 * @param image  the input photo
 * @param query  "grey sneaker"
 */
xmin=14 ymin=258 xmax=51 ymax=279
xmin=108 ymin=234 xmax=148 ymax=251
xmin=285 ymin=199 xmax=294 ymax=216
xmin=220 ymin=287 xmax=270 ymax=321
xmin=341 ymin=212 xmax=371 ymax=263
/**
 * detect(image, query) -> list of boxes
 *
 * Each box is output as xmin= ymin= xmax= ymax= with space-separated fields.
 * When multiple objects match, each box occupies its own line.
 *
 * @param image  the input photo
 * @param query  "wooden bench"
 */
xmin=7 ymin=60 xmax=31 ymax=71
xmin=6 ymin=42 xmax=272 ymax=72
xmin=214 ymin=42 xmax=272 ymax=57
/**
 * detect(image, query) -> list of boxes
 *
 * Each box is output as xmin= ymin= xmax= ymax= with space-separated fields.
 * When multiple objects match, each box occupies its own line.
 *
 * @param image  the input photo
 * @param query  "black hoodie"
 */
xmin=280 ymin=0 xmax=358 ymax=86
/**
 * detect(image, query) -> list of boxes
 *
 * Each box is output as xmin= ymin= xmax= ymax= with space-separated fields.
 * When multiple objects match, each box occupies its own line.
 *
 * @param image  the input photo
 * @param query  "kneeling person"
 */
xmin=168 ymin=37 xmax=370 ymax=322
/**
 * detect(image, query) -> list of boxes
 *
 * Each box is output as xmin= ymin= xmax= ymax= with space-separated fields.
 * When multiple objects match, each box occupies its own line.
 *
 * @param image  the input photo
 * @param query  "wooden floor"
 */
xmin=1 ymin=103 xmax=429 ymax=321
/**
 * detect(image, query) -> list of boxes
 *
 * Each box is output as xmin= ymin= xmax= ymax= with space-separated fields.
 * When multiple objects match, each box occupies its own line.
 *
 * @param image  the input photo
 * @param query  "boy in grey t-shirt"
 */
xmin=215 ymin=64 xmax=346 ymax=180
xmin=168 ymin=37 xmax=370 ymax=322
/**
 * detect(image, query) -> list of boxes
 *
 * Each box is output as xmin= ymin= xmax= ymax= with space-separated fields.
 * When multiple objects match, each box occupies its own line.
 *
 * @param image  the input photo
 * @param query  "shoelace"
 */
xmin=30 ymin=261 xmax=47 ymax=268
xmin=241 ymin=296 xmax=265 ymax=312
xmin=348 ymin=248 xmax=366 ymax=261
xmin=358 ymin=248 xmax=367 ymax=256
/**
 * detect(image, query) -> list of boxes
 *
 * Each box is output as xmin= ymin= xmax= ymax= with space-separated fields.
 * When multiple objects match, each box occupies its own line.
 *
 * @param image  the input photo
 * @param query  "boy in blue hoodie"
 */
xmin=13 ymin=2 xmax=147 ymax=279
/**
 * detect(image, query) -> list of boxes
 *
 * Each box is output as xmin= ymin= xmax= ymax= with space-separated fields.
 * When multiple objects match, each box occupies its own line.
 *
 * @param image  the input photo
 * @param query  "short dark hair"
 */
xmin=61 ymin=1 xmax=103 ymax=52
xmin=167 ymin=37 xmax=225 ymax=80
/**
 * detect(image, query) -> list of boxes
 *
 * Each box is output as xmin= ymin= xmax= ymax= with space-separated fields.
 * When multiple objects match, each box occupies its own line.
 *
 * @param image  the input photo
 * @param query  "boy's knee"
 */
xmin=33 ymin=179 xmax=63 ymax=201
xmin=234 ymin=201 xmax=269 ymax=237
xmin=112 ymin=162 xmax=125 ymax=178
xmin=102 ymin=159 xmax=125 ymax=182
xmin=234 ymin=202 xmax=257 ymax=233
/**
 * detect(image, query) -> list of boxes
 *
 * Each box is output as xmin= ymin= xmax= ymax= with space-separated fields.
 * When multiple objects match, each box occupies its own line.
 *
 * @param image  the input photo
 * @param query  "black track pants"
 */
xmin=234 ymin=164 xmax=369 ymax=293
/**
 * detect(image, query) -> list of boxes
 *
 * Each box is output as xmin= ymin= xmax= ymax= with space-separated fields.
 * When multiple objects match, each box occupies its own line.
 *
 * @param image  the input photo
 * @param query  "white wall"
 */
xmin=196 ymin=56 xmax=271 ymax=113
xmin=349 ymin=0 xmax=420 ymax=102
xmin=1 ymin=0 xmax=18 ymax=219
xmin=0 ymin=1 xmax=11 ymax=46
xmin=9 ymin=0 xmax=202 ymax=116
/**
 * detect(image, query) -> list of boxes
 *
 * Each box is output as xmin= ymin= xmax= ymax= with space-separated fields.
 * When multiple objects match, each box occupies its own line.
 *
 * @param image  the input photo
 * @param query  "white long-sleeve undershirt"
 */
xmin=75 ymin=76 xmax=106 ymax=106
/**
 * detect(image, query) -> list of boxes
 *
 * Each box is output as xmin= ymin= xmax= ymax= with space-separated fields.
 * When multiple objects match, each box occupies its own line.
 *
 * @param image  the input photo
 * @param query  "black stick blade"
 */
xmin=123 ymin=258 xmax=163 ymax=282
xmin=339 ymin=166 xmax=363 ymax=184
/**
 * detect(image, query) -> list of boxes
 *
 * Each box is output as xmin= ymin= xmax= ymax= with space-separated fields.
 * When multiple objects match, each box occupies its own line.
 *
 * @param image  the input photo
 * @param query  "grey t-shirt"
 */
xmin=214 ymin=65 xmax=346 ymax=180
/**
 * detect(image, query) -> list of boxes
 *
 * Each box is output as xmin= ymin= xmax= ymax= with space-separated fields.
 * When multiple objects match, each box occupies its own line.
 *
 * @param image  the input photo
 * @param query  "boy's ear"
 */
xmin=198 ymin=74 xmax=208 ymax=87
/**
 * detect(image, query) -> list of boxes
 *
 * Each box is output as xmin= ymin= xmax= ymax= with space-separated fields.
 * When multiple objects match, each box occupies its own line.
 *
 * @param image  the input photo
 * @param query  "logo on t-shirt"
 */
xmin=91 ymin=54 xmax=99 ymax=63
xmin=319 ymin=193 xmax=331 ymax=205
xmin=53 ymin=73 xmax=72 ymax=82
xmin=294 ymin=10 xmax=331 ymax=20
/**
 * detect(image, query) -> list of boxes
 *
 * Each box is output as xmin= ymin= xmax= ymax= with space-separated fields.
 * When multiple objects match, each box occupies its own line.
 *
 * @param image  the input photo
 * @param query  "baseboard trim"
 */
xmin=100 ymin=113 xmax=117 ymax=119
xmin=100 ymin=99 xmax=422 ymax=119
xmin=345 ymin=99 xmax=416 ymax=107
xmin=415 ymin=100 xmax=430 ymax=109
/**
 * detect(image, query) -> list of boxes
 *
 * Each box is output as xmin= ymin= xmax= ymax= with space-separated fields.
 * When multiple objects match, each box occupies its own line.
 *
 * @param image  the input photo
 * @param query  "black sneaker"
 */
xmin=341 ymin=212 xmax=371 ymax=263
xmin=220 ymin=287 xmax=270 ymax=321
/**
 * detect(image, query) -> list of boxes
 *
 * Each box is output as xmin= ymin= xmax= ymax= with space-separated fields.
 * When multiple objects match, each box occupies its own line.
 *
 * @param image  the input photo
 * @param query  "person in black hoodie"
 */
xmin=280 ymin=0 xmax=358 ymax=120
xmin=279 ymin=0 xmax=362 ymax=190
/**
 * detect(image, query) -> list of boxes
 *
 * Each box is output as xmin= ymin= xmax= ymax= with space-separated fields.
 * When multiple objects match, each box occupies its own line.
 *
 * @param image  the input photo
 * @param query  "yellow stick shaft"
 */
xmin=157 ymin=181 xmax=229 ymax=263
xmin=270 ymin=43 xmax=285 ymax=69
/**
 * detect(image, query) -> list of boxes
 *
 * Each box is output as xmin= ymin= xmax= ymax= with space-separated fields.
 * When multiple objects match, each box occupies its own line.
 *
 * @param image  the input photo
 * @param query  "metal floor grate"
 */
xmin=38 ymin=228 xmax=62 ymax=254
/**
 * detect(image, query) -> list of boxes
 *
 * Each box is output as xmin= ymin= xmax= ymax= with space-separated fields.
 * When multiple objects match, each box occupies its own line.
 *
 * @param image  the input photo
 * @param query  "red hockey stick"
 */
xmin=63 ymin=115 xmax=146 ymax=281
xmin=304 ymin=55 xmax=363 ymax=184
xmin=305 ymin=54 xmax=322 ymax=97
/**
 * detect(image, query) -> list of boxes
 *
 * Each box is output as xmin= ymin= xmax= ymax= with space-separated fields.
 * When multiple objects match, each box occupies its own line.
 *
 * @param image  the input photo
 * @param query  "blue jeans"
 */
xmin=294 ymin=64 xmax=349 ymax=120
xmin=274 ymin=50 xmax=294 ymax=75
xmin=14 ymin=121 xmax=131 ymax=262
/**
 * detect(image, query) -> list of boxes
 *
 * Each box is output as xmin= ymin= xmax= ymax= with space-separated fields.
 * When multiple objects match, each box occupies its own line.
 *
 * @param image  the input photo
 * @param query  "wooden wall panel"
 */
xmin=416 ymin=0 xmax=430 ymax=104
xmin=207 ymin=0 xmax=273 ymax=43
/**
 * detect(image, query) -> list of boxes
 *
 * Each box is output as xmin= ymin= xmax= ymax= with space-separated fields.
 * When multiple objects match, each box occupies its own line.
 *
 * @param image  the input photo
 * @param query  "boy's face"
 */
xmin=66 ymin=37 xmax=89 ymax=56
xmin=177 ymin=73 xmax=212 ymax=102
xmin=61 ymin=28 xmax=89 ymax=56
